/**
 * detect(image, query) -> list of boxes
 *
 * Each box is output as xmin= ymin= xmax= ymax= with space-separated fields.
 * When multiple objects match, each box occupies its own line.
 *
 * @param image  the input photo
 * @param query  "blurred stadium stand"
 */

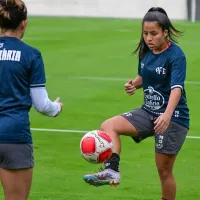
xmin=24 ymin=0 xmax=198 ymax=21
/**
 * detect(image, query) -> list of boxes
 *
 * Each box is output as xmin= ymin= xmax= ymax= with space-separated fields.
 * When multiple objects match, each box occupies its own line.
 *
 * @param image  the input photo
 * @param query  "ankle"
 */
xmin=104 ymin=153 xmax=120 ymax=172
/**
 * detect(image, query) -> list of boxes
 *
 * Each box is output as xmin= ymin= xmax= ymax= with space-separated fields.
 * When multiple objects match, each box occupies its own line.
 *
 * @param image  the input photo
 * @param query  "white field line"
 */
xmin=31 ymin=128 xmax=86 ymax=133
xmin=71 ymin=76 xmax=200 ymax=85
xmin=31 ymin=128 xmax=200 ymax=139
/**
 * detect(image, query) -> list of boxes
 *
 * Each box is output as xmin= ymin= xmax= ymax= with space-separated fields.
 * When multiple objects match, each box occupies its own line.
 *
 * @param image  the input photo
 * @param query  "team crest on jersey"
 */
xmin=144 ymin=86 xmax=164 ymax=110
xmin=141 ymin=63 xmax=144 ymax=69
xmin=156 ymin=67 xmax=166 ymax=75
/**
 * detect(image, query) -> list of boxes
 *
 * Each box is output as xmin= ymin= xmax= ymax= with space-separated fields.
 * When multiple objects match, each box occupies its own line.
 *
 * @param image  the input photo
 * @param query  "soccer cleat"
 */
xmin=83 ymin=168 xmax=120 ymax=187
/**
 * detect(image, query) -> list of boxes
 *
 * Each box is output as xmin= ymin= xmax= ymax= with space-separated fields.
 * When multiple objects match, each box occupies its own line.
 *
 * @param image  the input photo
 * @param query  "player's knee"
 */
xmin=157 ymin=165 xmax=172 ymax=179
xmin=100 ymin=119 xmax=112 ymax=131
xmin=100 ymin=118 xmax=118 ymax=134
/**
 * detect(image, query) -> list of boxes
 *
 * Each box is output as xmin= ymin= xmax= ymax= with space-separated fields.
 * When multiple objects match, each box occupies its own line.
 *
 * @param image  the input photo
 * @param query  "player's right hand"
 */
xmin=124 ymin=80 xmax=136 ymax=95
xmin=54 ymin=97 xmax=63 ymax=117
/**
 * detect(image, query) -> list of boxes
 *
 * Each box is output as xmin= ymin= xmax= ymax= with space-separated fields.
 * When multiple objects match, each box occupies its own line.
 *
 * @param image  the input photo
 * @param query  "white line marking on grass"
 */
xmin=31 ymin=128 xmax=86 ymax=133
xmin=187 ymin=136 xmax=200 ymax=139
xmin=31 ymin=128 xmax=200 ymax=139
xmin=71 ymin=76 xmax=200 ymax=85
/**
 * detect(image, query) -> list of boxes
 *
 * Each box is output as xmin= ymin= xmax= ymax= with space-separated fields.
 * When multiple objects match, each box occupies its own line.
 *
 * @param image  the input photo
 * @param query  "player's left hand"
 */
xmin=54 ymin=97 xmax=63 ymax=117
xmin=154 ymin=112 xmax=172 ymax=134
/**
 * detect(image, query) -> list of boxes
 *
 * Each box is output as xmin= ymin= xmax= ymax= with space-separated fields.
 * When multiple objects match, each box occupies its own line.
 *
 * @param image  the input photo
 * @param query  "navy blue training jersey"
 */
xmin=138 ymin=42 xmax=190 ymax=128
xmin=0 ymin=36 xmax=46 ymax=143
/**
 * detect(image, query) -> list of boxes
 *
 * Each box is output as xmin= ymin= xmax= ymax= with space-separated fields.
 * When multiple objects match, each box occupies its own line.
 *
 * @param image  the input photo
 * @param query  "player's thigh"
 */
xmin=155 ymin=121 xmax=188 ymax=174
xmin=0 ymin=168 xmax=33 ymax=199
xmin=154 ymin=121 xmax=188 ymax=155
xmin=0 ymin=144 xmax=34 ymax=198
xmin=101 ymin=115 xmax=138 ymax=137
xmin=101 ymin=108 xmax=154 ymax=138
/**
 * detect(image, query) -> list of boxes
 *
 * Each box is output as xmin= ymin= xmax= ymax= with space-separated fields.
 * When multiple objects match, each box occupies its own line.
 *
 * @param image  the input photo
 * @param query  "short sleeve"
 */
xmin=170 ymin=56 xmax=186 ymax=90
xmin=29 ymin=52 xmax=46 ymax=88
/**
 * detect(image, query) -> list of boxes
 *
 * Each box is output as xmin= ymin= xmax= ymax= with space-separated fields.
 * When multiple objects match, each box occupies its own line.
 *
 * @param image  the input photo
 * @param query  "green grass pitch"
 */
xmin=0 ymin=17 xmax=200 ymax=199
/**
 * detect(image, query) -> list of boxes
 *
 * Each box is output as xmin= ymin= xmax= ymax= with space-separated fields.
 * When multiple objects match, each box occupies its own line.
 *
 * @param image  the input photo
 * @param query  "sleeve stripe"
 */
xmin=30 ymin=85 xmax=45 ymax=88
xmin=171 ymin=85 xmax=183 ymax=90
xmin=30 ymin=83 xmax=45 ymax=87
xmin=30 ymin=83 xmax=45 ymax=88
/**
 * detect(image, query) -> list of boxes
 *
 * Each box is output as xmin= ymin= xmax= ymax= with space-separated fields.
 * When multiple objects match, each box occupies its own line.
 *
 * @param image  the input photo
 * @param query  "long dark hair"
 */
xmin=0 ymin=0 xmax=27 ymax=30
xmin=133 ymin=7 xmax=183 ymax=61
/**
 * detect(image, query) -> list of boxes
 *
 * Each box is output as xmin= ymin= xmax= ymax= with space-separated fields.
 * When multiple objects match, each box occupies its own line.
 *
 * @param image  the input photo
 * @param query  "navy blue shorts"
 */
xmin=0 ymin=144 xmax=34 ymax=169
xmin=121 ymin=108 xmax=188 ymax=155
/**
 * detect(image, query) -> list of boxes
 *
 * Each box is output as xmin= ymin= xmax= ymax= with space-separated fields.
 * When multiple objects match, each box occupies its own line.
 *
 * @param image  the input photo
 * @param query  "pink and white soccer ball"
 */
xmin=80 ymin=130 xmax=113 ymax=164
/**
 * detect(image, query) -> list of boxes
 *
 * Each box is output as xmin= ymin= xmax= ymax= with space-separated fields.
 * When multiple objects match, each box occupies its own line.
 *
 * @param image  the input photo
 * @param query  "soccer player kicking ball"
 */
xmin=83 ymin=7 xmax=189 ymax=200
xmin=0 ymin=1 xmax=63 ymax=200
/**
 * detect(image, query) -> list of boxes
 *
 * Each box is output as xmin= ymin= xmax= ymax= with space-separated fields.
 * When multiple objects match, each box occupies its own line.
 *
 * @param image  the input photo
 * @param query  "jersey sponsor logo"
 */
xmin=144 ymin=86 xmax=164 ymax=110
xmin=141 ymin=63 xmax=144 ymax=69
xmin=0 ymin=49 xmax=21 ymax=62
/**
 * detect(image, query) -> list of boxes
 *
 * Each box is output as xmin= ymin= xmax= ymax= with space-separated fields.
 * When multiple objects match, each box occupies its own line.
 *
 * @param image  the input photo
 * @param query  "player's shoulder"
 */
xmin=168 ymin=42 xmax=185 ymax=60
xmin=20 ymin=40 xmax=41 ymax=57
xmin=1 ymin=37 xmax=41 ymax=55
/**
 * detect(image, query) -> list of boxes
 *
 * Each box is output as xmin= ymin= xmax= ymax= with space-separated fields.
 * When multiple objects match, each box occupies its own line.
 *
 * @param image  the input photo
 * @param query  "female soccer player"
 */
xmin=0 ymin=0 xmax=63 ymax=199
xmin=83 ymin=7 xmax=189 ymax=200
